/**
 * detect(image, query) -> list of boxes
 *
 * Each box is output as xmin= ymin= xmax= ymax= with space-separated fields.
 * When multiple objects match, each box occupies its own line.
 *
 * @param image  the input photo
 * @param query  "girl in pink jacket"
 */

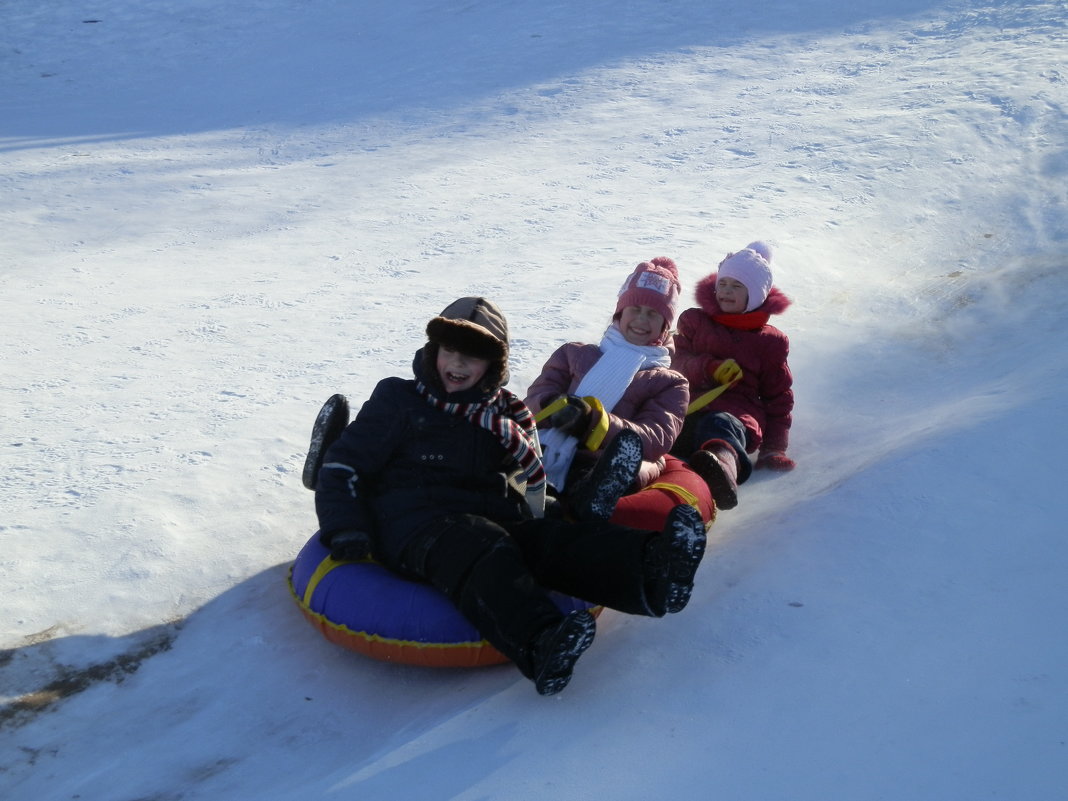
xmin=525 ymin=258 xmax=689 ymax=518
xmin=670 ymin=241 xmax=795 ymax=511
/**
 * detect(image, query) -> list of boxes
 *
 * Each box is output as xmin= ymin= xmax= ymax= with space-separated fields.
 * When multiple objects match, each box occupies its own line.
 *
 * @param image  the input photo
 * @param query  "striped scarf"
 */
xmin=416 ymin=381 xmax=546 ymax=517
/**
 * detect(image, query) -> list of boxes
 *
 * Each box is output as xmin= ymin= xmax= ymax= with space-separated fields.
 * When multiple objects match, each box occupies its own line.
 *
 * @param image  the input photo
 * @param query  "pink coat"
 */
xmin=524 ymin=342 xmax=689 ymax=487
xmin=672 ymin=274 xmax=794 ymax=454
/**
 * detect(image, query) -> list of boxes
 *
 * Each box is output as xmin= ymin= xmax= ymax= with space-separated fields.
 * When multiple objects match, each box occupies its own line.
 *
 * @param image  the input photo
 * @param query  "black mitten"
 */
xmin=549 ymin=395 xmax=593 ymax=437
xmin=322 ymin=529 xmax=371 ymax=562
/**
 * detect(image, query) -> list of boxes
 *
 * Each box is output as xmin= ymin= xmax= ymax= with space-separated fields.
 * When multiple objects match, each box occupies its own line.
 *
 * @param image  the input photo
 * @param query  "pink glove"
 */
xmin=756 ymin=450 xmax=795 ymax=471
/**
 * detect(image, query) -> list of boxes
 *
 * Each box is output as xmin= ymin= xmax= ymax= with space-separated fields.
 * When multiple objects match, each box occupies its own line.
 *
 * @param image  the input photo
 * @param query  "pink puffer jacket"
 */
xmin=525 ymin=342 xmax=689 ymax=487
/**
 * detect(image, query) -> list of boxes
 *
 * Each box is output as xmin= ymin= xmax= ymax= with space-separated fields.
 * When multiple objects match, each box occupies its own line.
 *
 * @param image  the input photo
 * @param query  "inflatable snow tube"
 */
xmin=288 ymin=456 xmax=712 ymax=669
xmin=288 ymin=535 xmax=601 ymax=668
xmin=610 ymin=454 xmax=716 ymax=531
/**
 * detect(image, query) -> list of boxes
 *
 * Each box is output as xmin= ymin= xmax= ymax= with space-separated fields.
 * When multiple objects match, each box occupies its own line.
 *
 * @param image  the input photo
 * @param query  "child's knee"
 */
xmin=411 ymin=515 xmax=512 ymax=593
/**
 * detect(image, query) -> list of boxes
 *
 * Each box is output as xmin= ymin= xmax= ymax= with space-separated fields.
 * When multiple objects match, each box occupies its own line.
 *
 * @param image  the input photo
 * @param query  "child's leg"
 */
xmin=565 ymin=429 xmax=643 ymax=521
xmin=397 ymin=514 xmax=579 ymax=677
xmin=508 ymin=517 xmax=648 ymax=613
xmin=693 ymin=411 xmax=753 ymax=483
xmin=508 ymin=505 xmax=706 ymax=617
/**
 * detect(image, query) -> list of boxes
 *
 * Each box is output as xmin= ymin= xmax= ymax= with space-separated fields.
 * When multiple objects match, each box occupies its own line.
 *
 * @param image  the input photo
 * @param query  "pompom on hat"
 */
xmin=717 ymin=241 xmax=774 ymax=312
xmin=613 ymin=257 xmax=682 ymax=345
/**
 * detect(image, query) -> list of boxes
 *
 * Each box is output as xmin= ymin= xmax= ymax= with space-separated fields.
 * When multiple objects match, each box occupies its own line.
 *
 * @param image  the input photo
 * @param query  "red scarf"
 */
xmin=712 ymin=310 xmax=770 ymax=330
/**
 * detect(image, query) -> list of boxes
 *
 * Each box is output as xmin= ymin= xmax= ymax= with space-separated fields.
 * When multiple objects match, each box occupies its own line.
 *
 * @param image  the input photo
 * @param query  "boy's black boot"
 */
xmin=643 ymin=504 xmax=707 ymax=616
xmin=302 ymin=394 xmax=350 ymax=490
xmin=568 ymin=429 xmax=643 ymax=522
xmin=528 ymin=610 xmax=597 ymax=696
xmin=689 ymin=438 xmax=739 ymax=511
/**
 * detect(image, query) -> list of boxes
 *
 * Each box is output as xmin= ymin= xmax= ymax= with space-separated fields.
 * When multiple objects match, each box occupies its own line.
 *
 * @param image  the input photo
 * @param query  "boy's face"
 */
xmin=618 ymin=305 xmax=666 ymax=346
xmin=715 ymin=276 xmax=749 ymax=314
xmin=436 ymin=345 xmax=490 ymax=392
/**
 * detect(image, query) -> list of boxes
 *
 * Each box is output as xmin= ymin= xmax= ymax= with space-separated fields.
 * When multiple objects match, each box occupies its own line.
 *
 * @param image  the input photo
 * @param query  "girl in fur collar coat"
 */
xmin=670 ymin=242 xmax=795 ymax=511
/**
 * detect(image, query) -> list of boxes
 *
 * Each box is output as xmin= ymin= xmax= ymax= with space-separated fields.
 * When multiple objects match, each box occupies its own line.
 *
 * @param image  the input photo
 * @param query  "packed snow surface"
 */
xmin=2 ymin=1 xmax=1066 ymax=799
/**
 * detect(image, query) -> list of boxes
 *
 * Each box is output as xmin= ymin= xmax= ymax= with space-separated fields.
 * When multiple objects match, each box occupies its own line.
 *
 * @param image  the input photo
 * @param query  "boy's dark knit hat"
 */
xmin=425 ymin=297 xmax=510 ymax=389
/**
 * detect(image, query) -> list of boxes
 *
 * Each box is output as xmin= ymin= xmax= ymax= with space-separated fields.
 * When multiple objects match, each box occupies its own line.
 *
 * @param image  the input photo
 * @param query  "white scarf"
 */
xmin=541 ymin=324 xmax=670 ymax=490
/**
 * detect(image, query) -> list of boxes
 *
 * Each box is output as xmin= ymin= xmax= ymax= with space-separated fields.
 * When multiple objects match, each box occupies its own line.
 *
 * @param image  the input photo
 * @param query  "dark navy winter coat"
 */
xmin=315 ymin=352 xmax=529 ymax=565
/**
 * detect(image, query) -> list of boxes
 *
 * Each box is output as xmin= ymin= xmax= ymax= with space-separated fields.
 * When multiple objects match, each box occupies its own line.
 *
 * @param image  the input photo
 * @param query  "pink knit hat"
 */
xmin=614 ymin=257 xmax=681 ymax=344
xmin=717 ymin=241 xmax=774 ymax=312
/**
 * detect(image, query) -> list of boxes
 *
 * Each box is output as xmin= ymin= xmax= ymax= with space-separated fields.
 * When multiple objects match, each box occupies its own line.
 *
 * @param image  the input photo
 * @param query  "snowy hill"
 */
xmin=2 ymin=1 xmax=1067 ymax=799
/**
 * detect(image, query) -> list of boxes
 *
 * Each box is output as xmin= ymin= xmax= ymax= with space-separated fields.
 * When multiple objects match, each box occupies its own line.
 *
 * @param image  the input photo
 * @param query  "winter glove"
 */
xmin=756 ymin=450 xmax=796 ymax=472
xmin=322 ymin=529 xmax=371 ymax=561
xmin=548 ymin=395 xmax=593 ymax=437
xmin=711 ymin=358 xmax=743 ymax=386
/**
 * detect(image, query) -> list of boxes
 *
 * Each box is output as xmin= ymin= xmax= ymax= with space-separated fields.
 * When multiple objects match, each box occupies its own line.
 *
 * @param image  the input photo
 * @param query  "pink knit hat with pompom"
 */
xmin=614 ymin=257 xmax=682 ymax=345
xmin=717 ymin=241 xmax=774 ymax=312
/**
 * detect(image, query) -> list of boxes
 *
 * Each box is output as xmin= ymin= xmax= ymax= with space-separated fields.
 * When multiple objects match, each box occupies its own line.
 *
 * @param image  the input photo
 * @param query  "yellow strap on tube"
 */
xmin=645 ymin=481 xmax=701 ymax=509
xmin=302 ymin=555 xmax=344 ymax=606
xmin=686 ymin=360 xmax=743 ymax=415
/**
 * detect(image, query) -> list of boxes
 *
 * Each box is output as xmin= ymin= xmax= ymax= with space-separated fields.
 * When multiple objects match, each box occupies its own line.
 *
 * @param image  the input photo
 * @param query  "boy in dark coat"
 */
xmin=671 ymin=242 xmax=796 ymax=511
xmin=315 ymin=297 xmax=707 ymax=695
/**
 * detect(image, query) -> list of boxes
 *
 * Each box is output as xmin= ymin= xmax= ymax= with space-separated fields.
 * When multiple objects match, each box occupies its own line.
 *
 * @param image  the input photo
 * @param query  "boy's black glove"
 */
xmin=549 ymin=395 xmax=592 ymax=437
xmin=321 ymin=529 xmax=371 ymax=562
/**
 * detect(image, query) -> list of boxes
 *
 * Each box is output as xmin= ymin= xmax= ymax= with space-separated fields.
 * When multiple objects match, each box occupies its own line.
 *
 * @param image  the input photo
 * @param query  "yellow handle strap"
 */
xmin=646 ymin=481 xmax=701 ymax=509
xmin=301 ymin=555 xmax=344 ymax=606
xmin=533 ymin=396 xmax=569 ymax=423
xmin=533 ymin=396 xmax=610 ymax=452
xmin=301 ymin=551 xmax=377 ymax=606
xmin=686 ymin=360 xmax=743 ymax=415
xmin=712 ymin=358 xmax=743 ymax=386
xmin=686 ymin=383 xmax=734 ymax=415
xmin=583 ymin=397 xmax=610 ymax=451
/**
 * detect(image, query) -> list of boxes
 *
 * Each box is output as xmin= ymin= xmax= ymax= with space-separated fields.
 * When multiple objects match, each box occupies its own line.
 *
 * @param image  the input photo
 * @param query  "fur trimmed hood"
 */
xmin=422 ymin=296 xmax=510 ymax=393
xmin=425 ymin=296 xmax=508 ymax=360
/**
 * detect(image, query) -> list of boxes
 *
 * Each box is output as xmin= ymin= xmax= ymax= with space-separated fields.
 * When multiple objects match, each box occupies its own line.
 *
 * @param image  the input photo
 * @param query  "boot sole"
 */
xmin=690 ymin=450 xmax=738 ymax=511
xmin=301 ymin=394 xmax=350 ymax=490
xmin=576 ymin=430 xmax=643 ymax=520
xmin=649 ymin=505 xmax=708 ymax=615
xmin=534 ymin=611 xmax=597 ymax=696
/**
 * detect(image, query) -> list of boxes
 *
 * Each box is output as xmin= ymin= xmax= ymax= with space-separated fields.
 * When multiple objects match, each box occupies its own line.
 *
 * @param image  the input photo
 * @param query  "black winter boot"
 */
xmin=528 ymin=610 xmax=597 ymax=696
xmin=689 ymin=438 xmax=739 ymax=511
xmin=643 ymin=504 xmax=707 ymax=616
xmin=568 ymin=429 xmax=643 ymax=521
xmin=302 ymin=394 xmax=350 ymax=490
